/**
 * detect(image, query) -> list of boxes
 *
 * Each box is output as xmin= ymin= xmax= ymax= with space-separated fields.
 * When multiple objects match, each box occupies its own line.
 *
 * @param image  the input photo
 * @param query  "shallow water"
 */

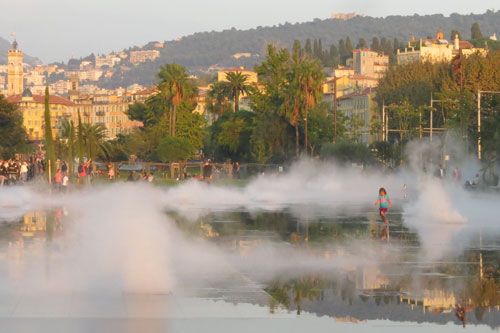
xmin=0 ymin=180 xmax=499 ymax=332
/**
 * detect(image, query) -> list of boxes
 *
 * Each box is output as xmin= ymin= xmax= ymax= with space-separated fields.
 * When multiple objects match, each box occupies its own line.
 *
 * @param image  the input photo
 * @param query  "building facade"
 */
xmin=352 ymin=49 xmax=389 ymax=79
xmin=397 ymin=32 xmax=486 ymax=65
xmin=337 ymin=88 xmax=378 ymax=144
xmin=7 ymin=89 xmax=74 ymax=141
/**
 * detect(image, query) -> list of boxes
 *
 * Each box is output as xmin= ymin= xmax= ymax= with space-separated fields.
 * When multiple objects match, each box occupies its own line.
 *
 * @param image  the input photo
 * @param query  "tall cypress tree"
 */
xmin=357 ymin=38 xmax=367 ymax=49
xmin=68 ymin=120 xmax=75 ymax=174
xmin=471 ymin=23 xmax=483 ymax=39
xmin=293 ymin=40 xmax=302 ymax=58
xmin=43 ymin=86 xmax=56 ymax=181
xmin=329 ymin=44 xmax=340 ymax=68
xmin=371 ymin=37 xmax=381 ymax=52
xmin=318 ymin=39 xmax=323 ymax=60
xmin=77 ymin=110 xmax=84 ymax=164
xmin=345 ymin=37 xmax=353 ymax=55
xmin=313 ymin=39 xmax=319 ymax=58
xmin=338 ymin=39 xmax=347 ymax=64
xmin=304 ymin=39 xmax=312 ymax=55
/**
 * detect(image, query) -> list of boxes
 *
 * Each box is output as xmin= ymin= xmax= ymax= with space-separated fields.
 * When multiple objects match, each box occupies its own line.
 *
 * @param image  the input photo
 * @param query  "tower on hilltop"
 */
xmin=7 ymin=39 xmax=23 ymax=96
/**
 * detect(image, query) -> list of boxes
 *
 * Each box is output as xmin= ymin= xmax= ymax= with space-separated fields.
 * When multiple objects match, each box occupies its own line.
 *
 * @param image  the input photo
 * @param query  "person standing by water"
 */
xmin=54 ymin=168 xmax=63 ymax=191
xmin=62 ymin=172 xmax=69 ymax=192
xmin=77 ymin=162 xmax=86 ymax=185
xmin=203 ymin=160 xmax=213 ymax=184
xmin=19 ymin=161 xmax=28 ymax=184
xmin=375 ymin=187 xmax=392 ymax=224
xmin=0 ymin=161 xmax=6 ymax=186
xmin=108 ymin=164 xmax=115 ymax=181
xmin=233 ymin=161 xmax=240 ymax=179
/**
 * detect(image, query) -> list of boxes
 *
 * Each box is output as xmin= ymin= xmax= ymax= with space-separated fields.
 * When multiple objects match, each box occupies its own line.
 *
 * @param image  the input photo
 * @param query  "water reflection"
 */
xmin=0 ymin=204 xmax=499 ymax=330
xmin=170 ymin=205 xmax=500 ymax=329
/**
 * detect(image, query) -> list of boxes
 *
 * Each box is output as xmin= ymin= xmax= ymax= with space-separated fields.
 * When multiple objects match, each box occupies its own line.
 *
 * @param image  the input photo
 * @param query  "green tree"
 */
xmin=294 ymin=56 xmax=325 ymax=155
xmin=0 ymin=95 xmax=27 ymax=159
xmin=471 ymin=22 xmax=483 ymax=39
xmin=157 ymin=63 xmax=197 ymax=136
xmin=44 ymin=87 xmax=56 ymax=180
xmin=82 ymin=123 xmax=109 ymax=161
xmin=126 ymin=101 xmax=162 ymax=127
xmin=329 ymin=44 xmax=340 ymax=68
xmin=304 ymin=38 xmax=312 ymax=55
xmin=357 ymin=38 xmax=367 ymax=49
xmin=371 ymin=37 xmax=380 ymax=52
xmin=345 ymin=37 xmax=353 ymax=55
xmin=77 ymin=110 xmax=84 ymax=163
xmin=224 ymin=71 xmax=253 ymax=112
xmin=206 ymin=81 xmax=232 ymax=120
xmin=156 ymin=136 xmax=193 ymax=162
xmin=320 ymin=139 xmax=376 ymax=165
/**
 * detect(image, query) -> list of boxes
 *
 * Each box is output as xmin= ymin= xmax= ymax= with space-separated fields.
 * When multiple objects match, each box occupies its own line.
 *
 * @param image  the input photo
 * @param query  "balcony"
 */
xmin=96 ymin=111 xmax=105 ymax=117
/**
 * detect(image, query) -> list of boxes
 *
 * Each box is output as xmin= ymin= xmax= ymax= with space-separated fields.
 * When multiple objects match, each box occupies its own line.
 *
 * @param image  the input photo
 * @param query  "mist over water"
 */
xmin=0 ymin=151 xmax=498 ymax=297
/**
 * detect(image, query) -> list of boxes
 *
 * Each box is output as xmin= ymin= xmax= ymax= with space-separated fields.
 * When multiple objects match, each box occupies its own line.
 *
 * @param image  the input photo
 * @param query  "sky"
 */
xmin=0 ymin=0 xmax=498 ymax=63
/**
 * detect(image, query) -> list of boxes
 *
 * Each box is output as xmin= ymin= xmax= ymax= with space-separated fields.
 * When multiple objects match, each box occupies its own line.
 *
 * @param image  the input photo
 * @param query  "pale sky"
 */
xmin=1 ymin=0 xmax=498 ymax=63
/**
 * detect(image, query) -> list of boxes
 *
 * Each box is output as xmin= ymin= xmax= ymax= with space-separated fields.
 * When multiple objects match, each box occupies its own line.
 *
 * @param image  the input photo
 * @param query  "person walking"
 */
xmin=54 ymin=169 xmax=63 ymax=192
xmin=203 ymin=160 xmax=213 ymax=184
xmin=375 ymin=187 xmax=392 ymax=225
xmin=19 ymin=161 xmax=28 ymax=184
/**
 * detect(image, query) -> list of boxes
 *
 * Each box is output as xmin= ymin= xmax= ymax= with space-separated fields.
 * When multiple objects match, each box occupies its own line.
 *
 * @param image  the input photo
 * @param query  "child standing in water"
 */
xmin=375 ymin=187 xmax=392 ymax=224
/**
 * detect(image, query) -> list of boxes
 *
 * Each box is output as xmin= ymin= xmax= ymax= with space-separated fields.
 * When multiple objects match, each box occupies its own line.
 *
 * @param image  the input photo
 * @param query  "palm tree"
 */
xmin=81 ymin=124 xmax=109 ymax=161
xmin=157 ymin=64 xmax=196 ymax=136
xmin=206 ymin=81 xmax=231 ymax=121
xmin=294 ymin=58 xmax=324 ymax=155
xmin=224 ymin=71 xmax=252 ymax=112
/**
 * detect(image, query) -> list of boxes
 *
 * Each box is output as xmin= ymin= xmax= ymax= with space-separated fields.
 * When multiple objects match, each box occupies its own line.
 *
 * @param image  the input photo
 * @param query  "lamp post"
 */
xmin=477 ymin=90 xmax=500 ymax=160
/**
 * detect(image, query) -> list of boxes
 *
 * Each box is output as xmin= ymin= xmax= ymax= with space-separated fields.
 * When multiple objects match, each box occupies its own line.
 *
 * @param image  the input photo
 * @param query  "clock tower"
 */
xmin=7 ymin=39 xmax=23 ymax=96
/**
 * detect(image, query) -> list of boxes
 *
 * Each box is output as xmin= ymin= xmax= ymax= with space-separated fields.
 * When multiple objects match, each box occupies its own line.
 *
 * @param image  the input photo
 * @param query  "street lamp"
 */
xmin=477 ymin=89 xmax=500 ymax=160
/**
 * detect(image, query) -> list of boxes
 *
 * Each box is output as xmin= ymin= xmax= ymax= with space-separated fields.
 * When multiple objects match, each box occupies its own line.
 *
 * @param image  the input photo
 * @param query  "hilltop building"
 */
xmin=129 ymin=50 xmax=160 ymax=64
xmin=397 ymin=31 xmax=487 ymax=65
xmin=7 ymin=39 xmax=23 ymax=96
xmin=330 ymin=12 xmax=363 ymax=20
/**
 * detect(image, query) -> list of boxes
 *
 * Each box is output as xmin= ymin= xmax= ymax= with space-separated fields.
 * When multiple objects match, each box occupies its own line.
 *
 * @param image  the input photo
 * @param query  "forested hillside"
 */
xmin=106 ymin=10 xmax=500 ymax=87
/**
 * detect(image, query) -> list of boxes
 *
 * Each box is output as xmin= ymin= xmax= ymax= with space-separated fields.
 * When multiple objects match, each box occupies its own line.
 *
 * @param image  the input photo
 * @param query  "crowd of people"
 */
xmin=1 ymin=156 xmax=244 ymax=188
xmin=0 ymin=156 xmax=46 ymax=186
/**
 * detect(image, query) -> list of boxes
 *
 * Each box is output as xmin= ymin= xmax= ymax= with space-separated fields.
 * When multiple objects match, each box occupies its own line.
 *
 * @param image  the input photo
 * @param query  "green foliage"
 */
xmin=82 ymin=123 xmax=109 ymax=161
xmin=224 ymin=71 xmax=253 ymax=112
xmin=126 ymin=102 xmax=162 ymax=127
xmin=156 ymin=136 xmax=193 ymax=162
xmin=44 ymin=87 xmax=56 ymax=178
xmin=320 ymin=140 xmax=376 ymax=165
xmin=77 ymin=111 xmax=84 ymax=163
xmin=206 ymin=110 xmax=255 ymax=162
xmin=471 ymin=22 xmax=483 ymax=40
xmin=206 ymin=81 xmax=232 ymax=119
xmin=157 ymin=63 xmax=197 ymax=136
xmin=0 ymin=95 xmax=27 ymax=158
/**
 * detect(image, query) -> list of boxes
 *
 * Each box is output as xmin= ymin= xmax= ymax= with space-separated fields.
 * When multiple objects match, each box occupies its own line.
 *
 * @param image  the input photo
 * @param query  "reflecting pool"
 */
xmin=0 ymin=169 xmax=499 ymax=332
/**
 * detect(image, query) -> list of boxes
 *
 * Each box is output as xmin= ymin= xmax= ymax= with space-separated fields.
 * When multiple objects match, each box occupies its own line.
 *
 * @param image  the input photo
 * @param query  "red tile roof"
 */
xmin=459 ymin=41 xmax=474 ymax=49
xmin=6 ymin=94 xmax=75 ymax=106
